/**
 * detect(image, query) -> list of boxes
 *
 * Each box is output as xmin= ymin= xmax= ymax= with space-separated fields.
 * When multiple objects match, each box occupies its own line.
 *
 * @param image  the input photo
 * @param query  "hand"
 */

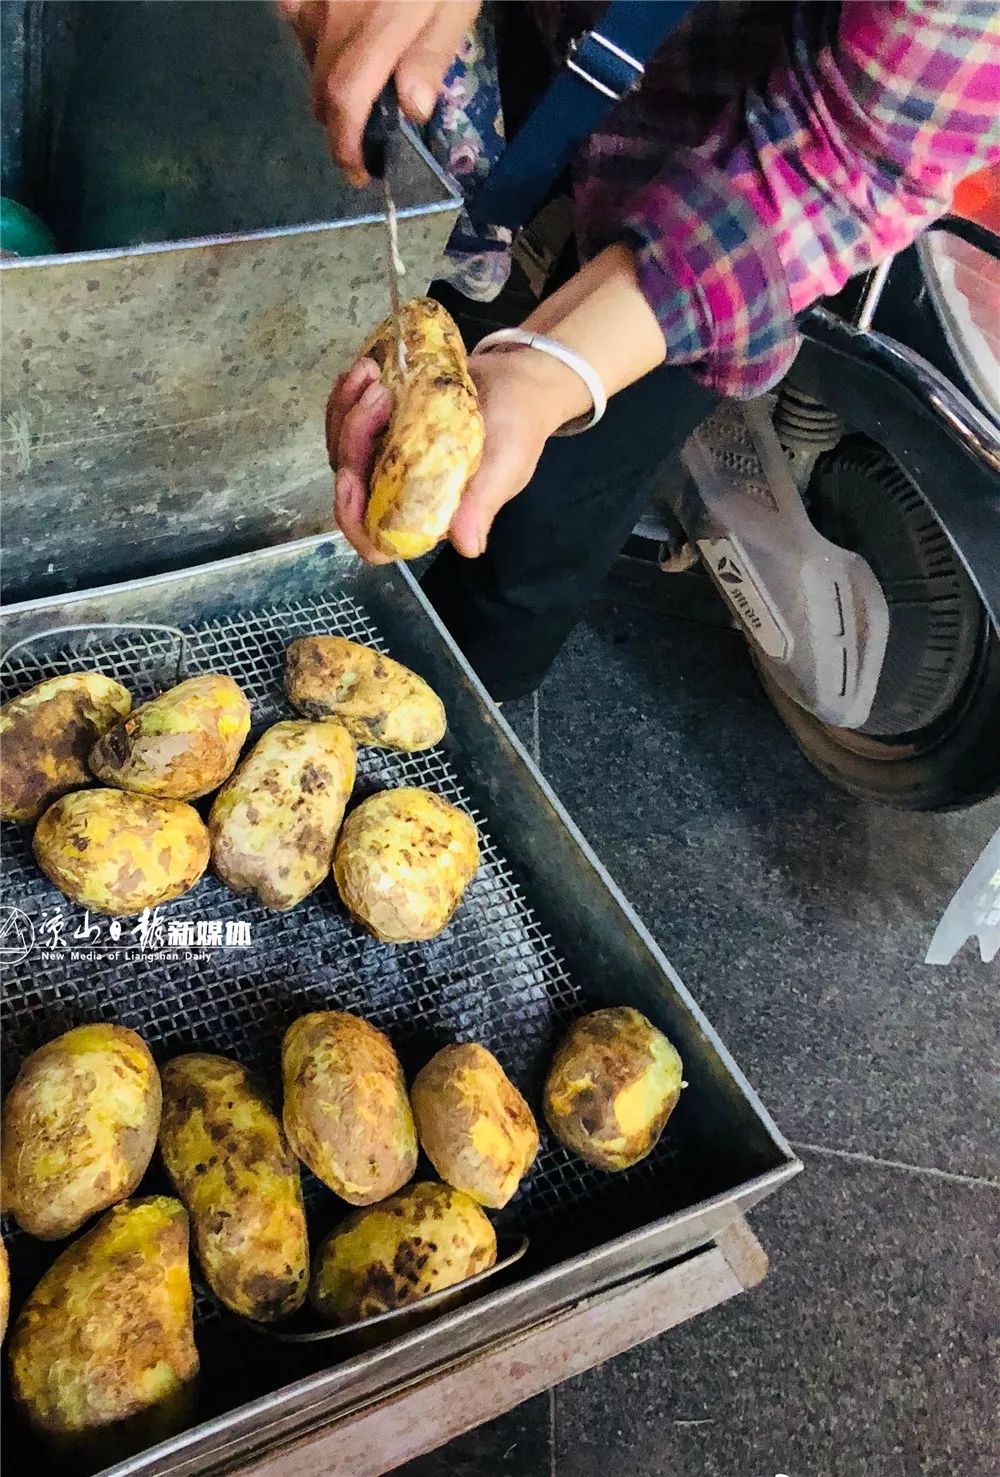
xmin=328 ymin=244 xmax=670 ymax=564
xmin=327 ymin=349 xmax=591 ymax=565
xmin=277 ymin=0 xmax=480 ymax=184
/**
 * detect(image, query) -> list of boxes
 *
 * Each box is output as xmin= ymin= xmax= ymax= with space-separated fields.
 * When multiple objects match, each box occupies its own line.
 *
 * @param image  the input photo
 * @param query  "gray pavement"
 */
xmin=397 ymin=559 xmax=1000 ymax=1477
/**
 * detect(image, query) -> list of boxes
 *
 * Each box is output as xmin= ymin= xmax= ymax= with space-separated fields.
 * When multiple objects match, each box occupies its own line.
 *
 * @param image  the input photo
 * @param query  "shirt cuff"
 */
xmin=621 ymin=156 xmax=801 ymax=399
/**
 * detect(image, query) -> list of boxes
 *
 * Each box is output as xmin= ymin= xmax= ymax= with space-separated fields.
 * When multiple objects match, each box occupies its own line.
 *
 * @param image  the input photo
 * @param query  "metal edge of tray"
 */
xmin=0 ymin=533 xmax=802 ymax=1477
xmin=0 ymin=126 xmax=462 ymax=603
xmin=228 ymin=1219 xmax=770 ymax=1477
xmin=0 ymin=121 xmax=461 ymax=272
xmin=98 ymin=1168 xmax=796 ymax=1477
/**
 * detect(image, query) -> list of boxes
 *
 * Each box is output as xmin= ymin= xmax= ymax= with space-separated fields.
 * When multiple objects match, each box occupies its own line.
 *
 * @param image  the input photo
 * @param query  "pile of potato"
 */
xmin=0 ymin=636 xmax=479 ymax=940
xmin=1 ymin=625 xmax=689 ymax=1455
xmin=0 ymin=1002 xmax=684 ymax=1454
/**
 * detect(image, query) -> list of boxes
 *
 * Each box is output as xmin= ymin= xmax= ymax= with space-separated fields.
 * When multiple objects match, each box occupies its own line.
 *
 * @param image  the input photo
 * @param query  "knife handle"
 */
xmin=362 ymin=80 xmax=400 ymax=182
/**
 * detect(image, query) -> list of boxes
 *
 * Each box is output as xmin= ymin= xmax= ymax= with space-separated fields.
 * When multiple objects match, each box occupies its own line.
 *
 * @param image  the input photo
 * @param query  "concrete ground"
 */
xmin=396 ymin=559 xmax=1000 ymax=1477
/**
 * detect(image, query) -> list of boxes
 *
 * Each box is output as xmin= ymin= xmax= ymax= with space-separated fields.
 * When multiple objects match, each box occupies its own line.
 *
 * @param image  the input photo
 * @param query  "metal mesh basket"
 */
xmin=0 ymin=591 xmax=683 ymax=1285
xmin=0 ymin=542 xmax=797 ymax=1477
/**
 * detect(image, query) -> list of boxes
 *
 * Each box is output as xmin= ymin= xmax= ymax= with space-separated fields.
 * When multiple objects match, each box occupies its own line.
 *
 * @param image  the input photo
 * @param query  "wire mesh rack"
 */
xmin=0 ymin=590 xmax=684 ymax=1293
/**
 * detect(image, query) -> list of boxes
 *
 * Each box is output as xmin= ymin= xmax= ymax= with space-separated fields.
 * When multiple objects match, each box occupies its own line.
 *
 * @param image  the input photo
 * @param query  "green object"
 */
xmin=0 ymin=198 xmax=57 ymax=257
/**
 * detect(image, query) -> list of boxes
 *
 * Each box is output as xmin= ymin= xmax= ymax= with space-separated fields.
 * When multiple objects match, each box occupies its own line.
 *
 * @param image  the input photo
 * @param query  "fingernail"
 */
xmin=408 ymin=81 xmax=436 ymax=121
xmin=334 ymin=468 xmax=352 ymax=510
xmin=359 ymin=381 xmax=391 ymax=413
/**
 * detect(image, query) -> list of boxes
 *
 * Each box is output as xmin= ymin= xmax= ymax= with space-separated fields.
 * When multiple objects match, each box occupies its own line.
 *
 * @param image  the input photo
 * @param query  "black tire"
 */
xmin=754 ymin=441 xmax=1000 ymax=811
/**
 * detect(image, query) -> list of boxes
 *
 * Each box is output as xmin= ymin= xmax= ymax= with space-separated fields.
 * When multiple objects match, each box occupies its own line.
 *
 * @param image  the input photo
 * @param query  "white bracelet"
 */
xmin=473 ymin=327 xmax=607 ymax=435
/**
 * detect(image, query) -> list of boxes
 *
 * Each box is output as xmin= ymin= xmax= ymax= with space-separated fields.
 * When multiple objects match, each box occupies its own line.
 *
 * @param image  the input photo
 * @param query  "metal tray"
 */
xmin=0 ymin=534 xmax=800 ymax=1477
xmin=0 ymin=0 xmax=462 ymax=606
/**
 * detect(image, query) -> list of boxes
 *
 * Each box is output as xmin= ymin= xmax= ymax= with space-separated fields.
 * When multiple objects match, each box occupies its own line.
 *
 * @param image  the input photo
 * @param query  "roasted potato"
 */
xmin=543 ymin=1008 xmax=684 ymax=1171
xmin=333 ymin=787 xmax=479 ymax=943
xmin=282 ymin=1012 xmax=417 ymax=1206
xmin=209 ymin=720 xmax=356 ymax=910
xmin=310 ymin=1181 xmax=496 ymax=1324
xmin=90 ymin=673 xmax=250 ymax=800
xmin=284 ymin=635 xmax=446 ymax=752
xmin=33 ymin=788 xmax=210 ymax=915
xmin=411 ymin=1044 xmax=539 ymax=1208
xmin=8 ymin=1197 xmax=198 ymax=1448
xmin=2 ymin=1023 xmax=161 ymax=1239
xmin=159 ymin=1054 xmax=308 ymax=1322
xmin=360 ymin=297 xmax=485 ymax=560
xmin=0 ymin=672 xmax=132 ymax=823
xmin=0 ymin=1239 xmax=9 ymax=1345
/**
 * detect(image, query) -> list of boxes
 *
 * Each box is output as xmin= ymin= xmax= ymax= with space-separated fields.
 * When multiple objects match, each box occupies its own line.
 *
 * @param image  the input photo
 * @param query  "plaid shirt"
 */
xmin=431 ymin=1 xmax=1000 ymax=397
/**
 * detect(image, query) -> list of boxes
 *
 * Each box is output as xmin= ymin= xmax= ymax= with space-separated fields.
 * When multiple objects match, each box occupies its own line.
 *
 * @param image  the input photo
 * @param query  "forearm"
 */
xmin=519 ymin=244 xmax=668 ymax=405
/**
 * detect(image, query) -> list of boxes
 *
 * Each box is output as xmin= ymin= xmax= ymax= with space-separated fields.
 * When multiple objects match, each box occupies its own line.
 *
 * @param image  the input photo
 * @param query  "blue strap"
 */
xmin=467 ymin=0 xmax=700 ymax=231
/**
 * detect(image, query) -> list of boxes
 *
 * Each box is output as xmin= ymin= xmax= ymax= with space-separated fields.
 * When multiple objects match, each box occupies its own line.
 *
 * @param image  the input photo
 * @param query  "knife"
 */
xmin=362 ymin=81 xmax=407 ymax=375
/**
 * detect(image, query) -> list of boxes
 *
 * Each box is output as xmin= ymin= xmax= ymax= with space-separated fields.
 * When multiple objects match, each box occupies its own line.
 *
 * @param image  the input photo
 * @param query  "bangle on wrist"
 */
xmin=473 ymin=328 xmax=607 ymax=435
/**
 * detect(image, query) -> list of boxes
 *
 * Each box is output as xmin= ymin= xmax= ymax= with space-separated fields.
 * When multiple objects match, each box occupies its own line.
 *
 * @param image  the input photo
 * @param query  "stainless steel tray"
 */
xmin=0 ymin=0 xmax=461 ymax=606
xmin=0 ymin=534 xmax=799 ymax=1477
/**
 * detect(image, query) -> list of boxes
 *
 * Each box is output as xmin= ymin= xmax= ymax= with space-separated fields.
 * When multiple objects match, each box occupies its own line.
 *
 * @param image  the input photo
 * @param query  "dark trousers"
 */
xmin=422 ymin=285 xmax=717 ymax=701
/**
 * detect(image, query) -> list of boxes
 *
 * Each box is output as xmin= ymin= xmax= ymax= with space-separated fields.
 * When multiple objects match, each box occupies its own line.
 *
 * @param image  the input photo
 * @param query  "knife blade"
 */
xmin=362 ymin=82 xmax=407 ymax=376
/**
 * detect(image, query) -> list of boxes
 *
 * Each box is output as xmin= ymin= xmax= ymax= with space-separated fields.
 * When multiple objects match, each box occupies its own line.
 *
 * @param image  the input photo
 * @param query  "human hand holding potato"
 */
xmin=331 ymin=248 xmax=670 ymax=566
xmin=329 ymin=300 xmax=578 ymax=564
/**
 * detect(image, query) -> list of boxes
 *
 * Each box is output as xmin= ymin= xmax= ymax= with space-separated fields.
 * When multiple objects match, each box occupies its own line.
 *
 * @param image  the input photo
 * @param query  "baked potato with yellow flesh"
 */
xmin=2 ymin=1023 xmax=161 ymax=1240
xmin=8 ymin=1197 xmax=198 ymax=1447
xmin=333 ymin=787 xmax=479 ymax=943
xmin=361 ymin=297 xmax=484 ymax=560
xmin=209 ymin=719 xmax=356 ymax=910
xmin=159 ymin=1054 xmax=308 ymax=1322
xmin=90 ymin=673 xmax=250 ymax=800
xmin=543 ymin=1007 xmax=684 ymax=1171
xmin=0 ymin=672 xmax=132 ymax=823
xmin=284 ymin=635 xmax=446 ymax=752
xmin=33 ymin=788 xmax=210 ymax=915
xmin=310 ymin=1181 xmax=496 ymax=1324
xmin=282 ymin=1011 xmax=417 ymax=1206
xmin=411 ymin=1043 xmax=539 ymax=1208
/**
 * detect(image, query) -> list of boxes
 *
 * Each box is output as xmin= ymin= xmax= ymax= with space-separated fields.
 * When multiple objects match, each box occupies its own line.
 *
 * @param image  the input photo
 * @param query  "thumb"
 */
xmin=448 ymin=433 xmax=542 ymax=559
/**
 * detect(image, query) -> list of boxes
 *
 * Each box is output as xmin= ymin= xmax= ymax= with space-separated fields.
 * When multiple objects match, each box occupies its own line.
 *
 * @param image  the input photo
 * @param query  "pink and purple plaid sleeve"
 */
xmin=619 ymin=1 xmax=1000 ymax=397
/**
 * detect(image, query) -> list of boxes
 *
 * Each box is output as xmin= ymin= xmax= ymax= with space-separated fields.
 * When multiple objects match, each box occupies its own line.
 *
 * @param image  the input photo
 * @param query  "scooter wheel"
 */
xmin=753 ymin=440 xmax=1000 ymax=812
